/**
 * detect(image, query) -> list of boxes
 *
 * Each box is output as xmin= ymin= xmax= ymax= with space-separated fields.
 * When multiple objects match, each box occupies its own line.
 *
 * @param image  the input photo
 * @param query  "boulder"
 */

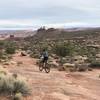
xmin=96 ymin=54 xmax=100 ymax=58
xmin=73 ymin=55 xmax=88 ymax=64
xmin=63 ymin=63 xmax=75 ymax=68
xmin=76 ymin=63 xmax=89 ymax=72
xmin=21 ymin=51 xmax=27 ymax=56
xmin=51 ymin=54 xmax=59 ymax=59
xmin=10 ymin=61 xmax=17 ymax=65
xmin=63 ymin=63 xmax=76 ymax=71
xmin=49 ymin=61 xmax=59 ymax=68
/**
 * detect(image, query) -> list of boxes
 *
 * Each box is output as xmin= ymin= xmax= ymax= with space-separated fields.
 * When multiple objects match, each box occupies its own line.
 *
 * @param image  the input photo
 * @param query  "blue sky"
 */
xmin=0 ymin=0 xmax=100 ymax=29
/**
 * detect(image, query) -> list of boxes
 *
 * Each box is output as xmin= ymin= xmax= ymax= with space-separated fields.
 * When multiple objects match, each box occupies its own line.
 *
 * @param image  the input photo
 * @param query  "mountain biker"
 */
xmin=40 ymin=49 xmax=49 ymax=64
xmin=39 ymin=49 xmax=50 ymax=73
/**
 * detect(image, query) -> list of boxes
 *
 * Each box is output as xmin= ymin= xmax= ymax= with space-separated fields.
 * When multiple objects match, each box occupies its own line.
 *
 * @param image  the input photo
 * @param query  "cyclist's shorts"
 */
xmin=42 ymin=57 xmax=48 ymax=63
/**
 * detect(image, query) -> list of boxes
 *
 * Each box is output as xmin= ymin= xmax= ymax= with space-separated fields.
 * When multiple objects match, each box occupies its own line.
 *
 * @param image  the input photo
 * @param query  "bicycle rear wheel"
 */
xmin=39 ymin=62 xmax=43 ymax=71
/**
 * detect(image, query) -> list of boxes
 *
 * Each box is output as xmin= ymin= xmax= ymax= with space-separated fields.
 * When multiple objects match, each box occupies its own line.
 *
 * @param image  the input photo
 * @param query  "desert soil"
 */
xmin=2 ymin=52 xmax=100 ymax=100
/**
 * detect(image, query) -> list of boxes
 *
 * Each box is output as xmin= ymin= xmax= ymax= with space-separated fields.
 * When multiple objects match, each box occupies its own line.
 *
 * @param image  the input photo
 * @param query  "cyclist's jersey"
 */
xmin=41 ymin=51 xmax=48 ymax=58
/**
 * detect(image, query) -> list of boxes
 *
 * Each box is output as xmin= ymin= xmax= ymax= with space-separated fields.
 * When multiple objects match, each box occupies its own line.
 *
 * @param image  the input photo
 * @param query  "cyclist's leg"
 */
xmin=41 ymin=57 xmax=45 ymax=67
xmin=39 ymin=57 xmax=44 ymax=67
xmin=44 ymin=57 xmax=48 ymax=67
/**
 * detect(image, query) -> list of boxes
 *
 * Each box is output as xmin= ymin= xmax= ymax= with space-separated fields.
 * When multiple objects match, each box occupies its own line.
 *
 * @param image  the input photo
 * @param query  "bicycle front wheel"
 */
xmin=45 ymin=63 xmax=50 ymax=73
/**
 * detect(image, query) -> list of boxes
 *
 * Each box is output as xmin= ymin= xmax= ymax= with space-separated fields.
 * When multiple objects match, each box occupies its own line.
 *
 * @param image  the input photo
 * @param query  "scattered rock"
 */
xmin=88 ymin=68 xmax=93 ymax=71
xmin=3 ymin=62 xmax=10 ymax=65
xmin=3 ymin=66 xmax=7 ymax=68
xmin=76 ymin=63 xmax=89 ymax=72
xmin=17 ymin=61 xmax=23 ymax=66
xmin=58 ymin=66 xmax=65 ymax=71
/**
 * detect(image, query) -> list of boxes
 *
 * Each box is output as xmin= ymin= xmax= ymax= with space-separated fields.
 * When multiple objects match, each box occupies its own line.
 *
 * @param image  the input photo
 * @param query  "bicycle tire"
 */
xmin=39 ymin=63 xmax=43 ymax=71
xmin=45 ymin=63 xmax=50 ymax=73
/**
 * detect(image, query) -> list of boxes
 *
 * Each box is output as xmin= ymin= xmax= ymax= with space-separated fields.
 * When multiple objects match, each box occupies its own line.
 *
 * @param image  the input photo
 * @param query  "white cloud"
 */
xmin=0 ymin=0 xmax=100 ymax=29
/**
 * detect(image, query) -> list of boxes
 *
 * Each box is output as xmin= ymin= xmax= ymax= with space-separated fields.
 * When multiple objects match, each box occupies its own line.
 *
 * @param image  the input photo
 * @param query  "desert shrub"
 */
xmin=89 ymin=61 xmax=100 ymax=68
xmin=0 ymin=51 xmax=4 ymax=60
xmin=0 ymin=70 xmax=7 ymax=75
xmin=0 ymin=74 xmax=14 ymax=94
xmin=52 ymin=42 xmax=75 ymax=65
xmin=5 ymin=46 xmax=16 ymax=54
xmin=12 ymin=73 xmax=18 ymax=79
xmin=77 ymin=64 xmax=89 ymax=72
xmin=13 ymin=78 xmax=30 ymax=95
xmin=0 ymin=72 xmax=30 ymax=97
xmin=0 ymin=41 xmax=17 ymax=53
xmin=13 ymin=93 xmax=23 ymax=100
xmin=0 ymin=41 xmax=5 ymax=49
xmin=87 ymin=55 xmax=100 ymax=69
xmin=22 ymin=44 xmax=30 ymax=51
xmin=78 ymin=47 xmax=88 ymax=56
xmin=0 ymin=51 xmax=9 ymax=61
xmin=5 ymin=41 xmax=16 ymax=54
xmin=53 ymin=44 xmax=71 ymax=57
xmin=0 ymin=50 xmax=5 ymax=59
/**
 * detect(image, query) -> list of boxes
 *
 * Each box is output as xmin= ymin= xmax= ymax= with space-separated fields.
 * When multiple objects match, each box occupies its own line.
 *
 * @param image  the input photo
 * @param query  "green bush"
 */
xmin=53 ymin=44 xmax=67 ymax=57
xmin=53 ymin=43 xmax=74 ymax=57
xmin=0 ymin=51 xmax=4 ymax=60
xmin=89 ymin=61 xmax=100 ymax=68
xmin=0 ymin=51 xmax=8 ymax=60
xmin=0 ymin=73 xmax=30 ymax=97
xmin=0 ymin=70 xmax=7 ymax=75
xmin=13 ymin=93 xmax=23 ymax=100
xmin=0 ymin=41 xmax=5 ymax=49
xmin=13 ymin=78 xmax=30 ymax=95
xmin=5 ymin=41 xmax=16 ymax=54
xmin=5 ymin=47 xmax=16 ymax=54
xmin=0 ymin=74 xmax=14 ymax=94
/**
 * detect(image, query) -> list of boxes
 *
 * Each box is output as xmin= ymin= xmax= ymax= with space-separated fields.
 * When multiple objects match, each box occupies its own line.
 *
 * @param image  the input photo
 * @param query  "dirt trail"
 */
xmin=5 ymin=53 xmax=100 ymax=100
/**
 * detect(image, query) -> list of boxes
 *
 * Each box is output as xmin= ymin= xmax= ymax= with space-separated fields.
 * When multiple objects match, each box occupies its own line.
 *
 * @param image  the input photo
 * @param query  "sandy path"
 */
xmin=5 ymin=53 xmax=100 ymax=100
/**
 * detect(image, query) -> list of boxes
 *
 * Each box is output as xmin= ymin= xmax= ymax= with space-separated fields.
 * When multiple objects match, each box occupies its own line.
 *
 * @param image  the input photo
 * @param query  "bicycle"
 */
xmin=39 ymin=61 xmax=50 ymax=73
